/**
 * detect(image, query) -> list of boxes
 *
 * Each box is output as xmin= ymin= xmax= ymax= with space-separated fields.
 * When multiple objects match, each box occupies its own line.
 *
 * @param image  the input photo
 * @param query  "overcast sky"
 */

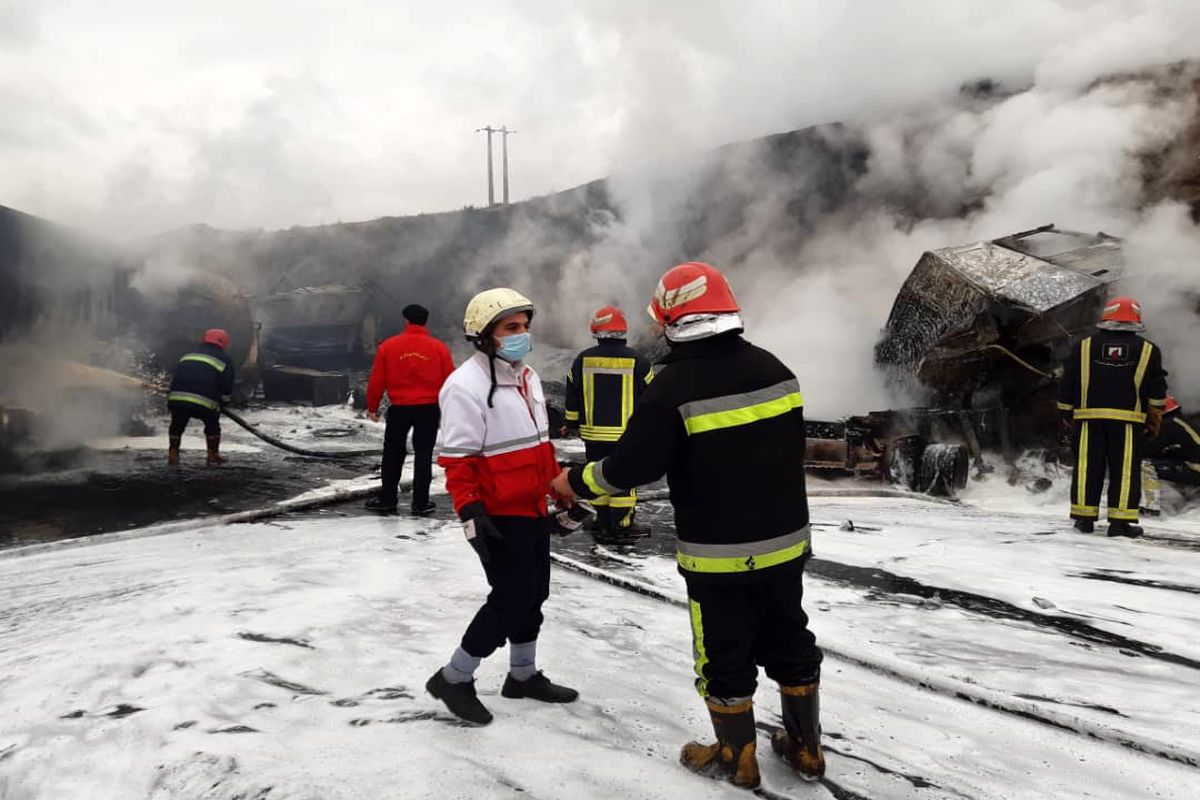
xmin=3 ymin=0 xmax=1199 ymax=236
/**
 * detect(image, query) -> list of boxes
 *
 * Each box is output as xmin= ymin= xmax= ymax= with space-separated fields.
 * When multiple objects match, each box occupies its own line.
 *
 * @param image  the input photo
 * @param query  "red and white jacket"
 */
xmin=437 ymin=352 xmax=560 ymax=518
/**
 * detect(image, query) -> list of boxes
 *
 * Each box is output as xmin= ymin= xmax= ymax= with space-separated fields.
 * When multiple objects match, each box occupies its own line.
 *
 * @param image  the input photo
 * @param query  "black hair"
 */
xmin=402 ymin=304 xmax=429 ymax=325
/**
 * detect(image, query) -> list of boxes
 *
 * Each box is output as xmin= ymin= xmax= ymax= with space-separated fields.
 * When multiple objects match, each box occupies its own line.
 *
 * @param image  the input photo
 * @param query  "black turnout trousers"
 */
xmin=168 ymin=401 xmax=220 ymax=437
xmin=685 ymin=563 xmax=823 ymax=700
xmin=380 ymin=403 xmax=440 ymax=506
xmin=1070 ymin=419 xmax=1142 ymax=522
xmin=460 ymin=515 xmax=551 ymax=659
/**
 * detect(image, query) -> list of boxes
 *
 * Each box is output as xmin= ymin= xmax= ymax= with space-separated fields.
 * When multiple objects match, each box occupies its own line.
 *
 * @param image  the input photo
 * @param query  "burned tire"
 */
xmin=885 ymin=436 xmax=925 ymax=491
xmin=918 ymin=443 xmax=969 ymax=496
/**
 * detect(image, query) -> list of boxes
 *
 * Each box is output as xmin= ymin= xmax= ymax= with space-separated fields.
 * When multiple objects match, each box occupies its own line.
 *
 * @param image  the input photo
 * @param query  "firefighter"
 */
xmin=1144 ymin=395 xmax=1200 ymax=486
xmin=365 ymin=304 xmax=455 ymax=515
xmin=551 ymin=262 xmax=824 ymax=789
xmin=563 ymin=306 xmax=652 ymax=541
xmin=167 ymin=328 xmax=235 ymax=466
xmin=426 ymin=288 xmax=578 ymax=726
xmin=1057 ymin=296 xmax=1169 ymax=537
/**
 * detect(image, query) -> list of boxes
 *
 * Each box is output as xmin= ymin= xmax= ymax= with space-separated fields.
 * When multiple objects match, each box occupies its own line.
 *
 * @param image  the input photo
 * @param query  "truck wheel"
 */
xmin=886 ymin=436 xmax=925 ymax=491
xmin=919 ymin=443 xmax=970 ymax=495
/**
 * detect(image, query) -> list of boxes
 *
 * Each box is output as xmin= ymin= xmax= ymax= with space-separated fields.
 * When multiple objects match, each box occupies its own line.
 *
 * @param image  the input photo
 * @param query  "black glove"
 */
xmin=459 ymin=501 xmax=503 ymax=564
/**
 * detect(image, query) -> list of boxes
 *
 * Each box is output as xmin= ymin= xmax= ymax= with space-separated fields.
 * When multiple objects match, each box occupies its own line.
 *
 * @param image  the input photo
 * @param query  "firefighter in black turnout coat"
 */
xmin=167 ymin=328 xmax=236 ymax=466
xmin=1144 ymin=395 xmax=1200 ymax=486
xmin=1058 ymin=297 xmax=1169 ymax=537
xmin=563 ymin=305 xmax=652 ymax=540
xmin=552 ymin=262 xmax=824 ymax=789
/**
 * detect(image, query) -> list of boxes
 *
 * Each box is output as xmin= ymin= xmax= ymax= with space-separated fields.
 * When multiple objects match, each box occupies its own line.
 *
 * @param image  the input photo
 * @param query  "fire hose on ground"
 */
xmin=139 ymin=379 xmax=383 ymax=460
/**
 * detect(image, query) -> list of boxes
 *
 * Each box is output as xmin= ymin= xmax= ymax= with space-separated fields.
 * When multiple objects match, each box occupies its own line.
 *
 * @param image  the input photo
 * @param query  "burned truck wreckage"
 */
xmin=803 ymin=224 xmax=1197 ymax=496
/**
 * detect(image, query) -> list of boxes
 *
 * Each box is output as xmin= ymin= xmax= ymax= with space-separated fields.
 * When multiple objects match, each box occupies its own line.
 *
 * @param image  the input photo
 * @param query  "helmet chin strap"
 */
xmin=665 ymin=313 xmax=745 ymax=343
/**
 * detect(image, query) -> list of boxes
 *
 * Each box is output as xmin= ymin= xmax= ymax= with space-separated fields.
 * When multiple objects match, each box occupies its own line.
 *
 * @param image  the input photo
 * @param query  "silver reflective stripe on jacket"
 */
xmin=677 ymin=378 xmax=800 ymax=421
xmin=675 ymin=527 xmax=811 ymax=559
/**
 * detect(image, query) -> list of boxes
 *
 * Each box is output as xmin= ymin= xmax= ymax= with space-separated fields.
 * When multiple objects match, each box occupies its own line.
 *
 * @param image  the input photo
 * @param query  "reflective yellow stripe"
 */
xmin=1071 ymin=504 xmax=1099 ymax=518
xmin=1133 ymin=342 xmax=1153 ymax=413
xmin=564 ymin=410 xmax=580 ymax=422
xmin=180 ymin=353 xmax=226 ymax=372
xmin=677 ymin=539 xmax=809 ymax=574
xmin=1147 ymin=397 xmax=1167 ymax=408
xmin=683 ymin=392 xmax=804 ymax=436
xmin=1073 ymin=408 xmax=1147 ymax=423
xmin=583 ymin=356 xmax=636 ymax=370
xmin=579 ymin=425 xmax=624 ymax=442
xmin=1079 ymin=338 xmax=1091 ymax=410
xmin=590 ymin=495 xmax=611 ymax=507
xmin=1178 ymin=418 xmax=1200 ymax=446
xmin=644 ymin=370 xmax=655 ymax=385
xmin=168 ymin=391 xmax=219 ymax=410
xmin=582 ymin=462 xmax=604 ymax=496
xmin=1056 ymin=402 xmax=1074 ymax=411
xmin=1108 ymin=507 xmax=1139 ymax=521
xmin=622 ymin=367 xmax=633 ymax=427
xmin=1118 ymin=423 xmax=1134 ymax=514
xmin=1076 ymin=420 xmax=1090 ymax=510
xmin=607 ymin=494 xmax=636 ymax=508
xmin=583 ymin=370 xmax=595 ymax=428
xmin=689 ymin=600 xmax=710 ymax=698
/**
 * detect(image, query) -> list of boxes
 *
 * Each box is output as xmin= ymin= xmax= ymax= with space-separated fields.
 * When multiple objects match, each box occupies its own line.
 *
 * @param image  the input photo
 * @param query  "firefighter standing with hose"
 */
xmin=552 ymin=262 xmax=824 ymax=789
xmin=426 ymin=288 xmax=579 ymax=726
xmin=167 ymin=328 xmax=235 ymax=466
xmin=1057 ymin=296 xmax=1169 ymax=537
xmin=563 ymin=306 xmax=652 ymax=542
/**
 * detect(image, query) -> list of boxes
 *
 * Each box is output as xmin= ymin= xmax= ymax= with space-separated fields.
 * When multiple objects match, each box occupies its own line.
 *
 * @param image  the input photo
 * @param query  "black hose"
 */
xmin=220 ymin=407 xmax=383 ymax=460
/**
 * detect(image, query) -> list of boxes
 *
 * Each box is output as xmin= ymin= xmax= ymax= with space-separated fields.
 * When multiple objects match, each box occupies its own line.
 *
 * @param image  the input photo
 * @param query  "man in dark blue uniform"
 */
xmin=167 ymin=328 xmax=235 ymax=466
xmin=1058 ymin=297 xmax=1169 ymax=537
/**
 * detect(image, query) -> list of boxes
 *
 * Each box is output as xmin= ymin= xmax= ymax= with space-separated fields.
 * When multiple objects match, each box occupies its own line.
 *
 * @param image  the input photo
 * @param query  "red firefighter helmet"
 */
xmin=202 ymin=328 xmax=230 ymax=349
xmin=1165 ymin=395 xmax=1181 ymax=415
xmin=590 ymin=306 xmax=628 ymax=336
xmin=1101 ymin=296 xmax=1143 ymax=325
xmin=647 ymin=262 xmax=741 ymax=326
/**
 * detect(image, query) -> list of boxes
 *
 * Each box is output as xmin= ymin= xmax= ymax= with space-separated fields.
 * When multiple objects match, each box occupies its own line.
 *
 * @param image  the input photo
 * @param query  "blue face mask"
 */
xmin=496 ymin=332 xmax=532 ymax=362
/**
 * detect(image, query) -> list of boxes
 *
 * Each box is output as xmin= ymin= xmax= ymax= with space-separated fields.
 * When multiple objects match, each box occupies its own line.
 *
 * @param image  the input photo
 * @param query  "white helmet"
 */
xmin=463 ymin=288 xmax=535 ymax=341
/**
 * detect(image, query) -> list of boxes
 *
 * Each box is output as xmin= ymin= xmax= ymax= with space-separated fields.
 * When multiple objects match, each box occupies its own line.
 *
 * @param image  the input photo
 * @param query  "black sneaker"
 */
xmin=410 ymin=501 xmax=437 ymax=516
xmin=1073 ymin=519 xmax=1094 ymax=534
xmin=1107 ymin=520 xmax=1144 ymax=538
xmin=501 ymin=671 xmax=579 ymax=703
xmin=426 ymin=669 xmax=493 ymax=725
xmin=365 ymin=496 xmax=398 ymax=514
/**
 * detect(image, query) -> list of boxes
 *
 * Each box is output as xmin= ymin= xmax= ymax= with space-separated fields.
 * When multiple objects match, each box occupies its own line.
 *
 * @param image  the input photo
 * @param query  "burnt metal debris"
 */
xmin=801 ymin=224 xmax=1196 ymax=496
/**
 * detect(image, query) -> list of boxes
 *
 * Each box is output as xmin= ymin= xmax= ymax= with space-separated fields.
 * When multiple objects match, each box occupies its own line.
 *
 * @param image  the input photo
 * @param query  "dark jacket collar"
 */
xmin=660 ymin=332 xmax=745 ymax=363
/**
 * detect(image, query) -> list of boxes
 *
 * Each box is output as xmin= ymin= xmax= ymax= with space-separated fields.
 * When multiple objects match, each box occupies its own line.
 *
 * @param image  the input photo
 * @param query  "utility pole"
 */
xmin=476 ymin=126 xmax=498 ymax=207
xmin=500 ymin=127 xmax=517 ymax=205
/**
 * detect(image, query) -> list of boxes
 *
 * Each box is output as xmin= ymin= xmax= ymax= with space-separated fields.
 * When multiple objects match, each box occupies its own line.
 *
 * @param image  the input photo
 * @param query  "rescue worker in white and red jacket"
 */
xmin=425 ymin=288 xmax=579 ymax=725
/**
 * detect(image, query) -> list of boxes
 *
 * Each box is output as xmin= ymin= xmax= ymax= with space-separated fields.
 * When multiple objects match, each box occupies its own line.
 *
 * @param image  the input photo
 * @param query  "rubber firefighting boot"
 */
xmin=206 ymin=435 xmax=227 ymax=465
xmin=167 ymin=436 xmax=181 ymax=466
xmin=1107 ymin=520 xmax=1143 ymax=538
xmin=771 ymin=681 xmax=825 ymax=781
xmin=1073 ymin=519 xmax=1094 ymax=534
xmin=680 ymin=699 xmax=760 ymax=790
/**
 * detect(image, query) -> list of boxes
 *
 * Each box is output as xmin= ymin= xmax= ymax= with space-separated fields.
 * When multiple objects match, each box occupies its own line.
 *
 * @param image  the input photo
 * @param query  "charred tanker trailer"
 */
xmin=805 ymin=226 xmax=1128 ymax=494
